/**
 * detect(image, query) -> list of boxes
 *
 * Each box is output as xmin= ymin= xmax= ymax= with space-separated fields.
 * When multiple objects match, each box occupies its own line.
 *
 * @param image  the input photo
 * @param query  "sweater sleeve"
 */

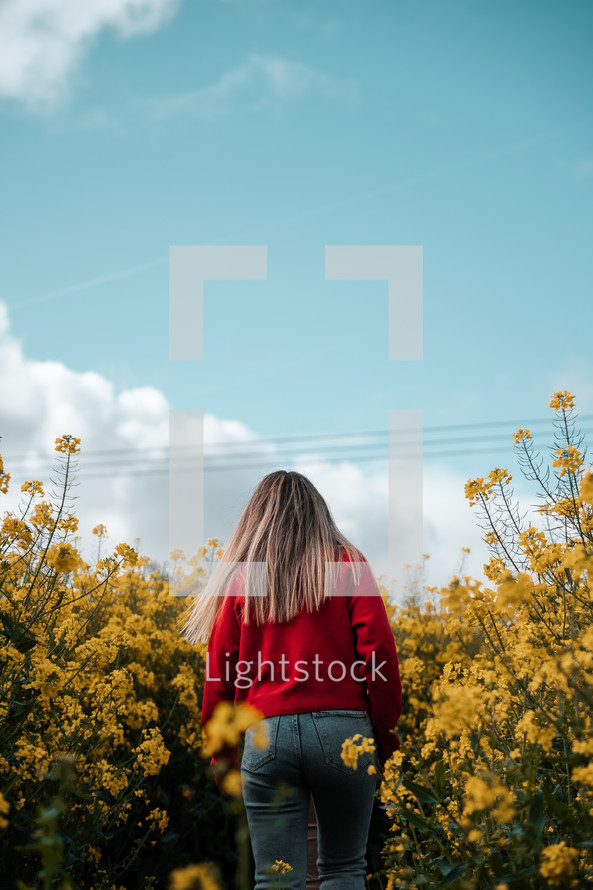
xmin=200 ymin=589 xmax=242 ymax=783
xmin=348 ymin=574 xmax=402 ymax=768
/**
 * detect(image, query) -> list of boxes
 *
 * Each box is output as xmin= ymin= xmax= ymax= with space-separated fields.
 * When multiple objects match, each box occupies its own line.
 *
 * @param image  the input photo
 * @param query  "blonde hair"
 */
xmin=178 ymin=469 xmax=364 ymax=645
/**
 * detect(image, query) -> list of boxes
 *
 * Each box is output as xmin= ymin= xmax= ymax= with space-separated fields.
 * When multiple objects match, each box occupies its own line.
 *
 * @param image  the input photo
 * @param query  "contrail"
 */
xmin=10 ymin=118 xmax=589 ymax=309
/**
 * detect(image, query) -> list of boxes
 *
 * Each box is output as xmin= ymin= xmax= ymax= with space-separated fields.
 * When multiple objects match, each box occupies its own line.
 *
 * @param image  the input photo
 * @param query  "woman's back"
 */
xmin=201 ymin=545 xmax=402 ymax=783
xmin=187 ymin=470 xmax=403 ymax=889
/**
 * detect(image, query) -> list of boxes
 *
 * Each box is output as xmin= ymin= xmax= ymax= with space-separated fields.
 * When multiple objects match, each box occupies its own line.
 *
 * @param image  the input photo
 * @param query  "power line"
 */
xmin=2 ymin=413 xmax=591 ymax=472
xmin=13 ymin=435 xmax=590 ymax=481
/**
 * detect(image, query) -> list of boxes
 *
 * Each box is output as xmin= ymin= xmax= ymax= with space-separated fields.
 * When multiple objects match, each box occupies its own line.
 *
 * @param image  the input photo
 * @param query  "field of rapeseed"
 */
xmin=1 ymin=390 xmax=592 ymax=890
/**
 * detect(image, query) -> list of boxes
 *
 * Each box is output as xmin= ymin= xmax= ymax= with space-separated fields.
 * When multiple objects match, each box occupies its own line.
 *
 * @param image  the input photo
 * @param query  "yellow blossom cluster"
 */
xmin=464 ymin=467 xmax=511 ymax=507
xmin=1 ymin=516 xmax=33 ymax=550
xmin=0 ymin=437 xmax=229 ymax=886
xmin=340 ymin=733 xmax=377 ymax=775
xmin=220 ymin=769 xmax=243 ymax=797
xmin=512 ymin=428 xmax=532 ymax=443
xmin=269 ymin=859 xmax=293 ymax=874
xmin=539 ymin=840 xmax=580 ymax=887
xmin=168 ymin=862 xmax=221 ymax=890
xmin=378 ymin=395 xmax=593 ymax=888
xmin=46 ymin=541 xmax=81 ymax=573
xmin=0 ymin=457 xmax=9 ymax=496
xmin=133 ymin=727 xmax=170 ymax=777
xmin=552 ymin=444 xmax=584 ymax=478
xmin=54 ymin=434 xmax=81 ymax=454
xmin=549 ymin=391 xmax=576 ymax=411
xmin=202 ymin=701 xmax=267 ymax=757
xmin=580 ymin=469 xmax=593 ymax=506
xmin=0 ymin=791 xmax=9 ymax=829
xmin=462 ymin=773 xmax=517 ymax=823
xmin=2 ymin=407 xmax=593 ymax=889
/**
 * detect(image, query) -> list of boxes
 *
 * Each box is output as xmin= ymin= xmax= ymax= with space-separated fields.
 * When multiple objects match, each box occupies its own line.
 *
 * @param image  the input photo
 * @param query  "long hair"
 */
xmin=178 ymin=469 xmax=365 ymax=645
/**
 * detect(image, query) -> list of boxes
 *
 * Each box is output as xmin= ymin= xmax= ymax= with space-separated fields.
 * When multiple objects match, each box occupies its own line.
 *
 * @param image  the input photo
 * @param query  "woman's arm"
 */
xmin=348 ymin=573 xmax=402 ymax=768
xmin=200 ymin=589 xmax=242 ymax=788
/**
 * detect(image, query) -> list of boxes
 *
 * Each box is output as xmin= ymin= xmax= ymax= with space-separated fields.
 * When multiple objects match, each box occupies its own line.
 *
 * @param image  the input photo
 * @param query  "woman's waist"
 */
xmin=235 ymin=680 xmax=371 ymax=715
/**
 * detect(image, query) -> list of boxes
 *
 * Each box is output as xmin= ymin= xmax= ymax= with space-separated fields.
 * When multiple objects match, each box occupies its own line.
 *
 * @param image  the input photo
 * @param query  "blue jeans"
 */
xmin=240 ymin=709 xmax=380 ymax=890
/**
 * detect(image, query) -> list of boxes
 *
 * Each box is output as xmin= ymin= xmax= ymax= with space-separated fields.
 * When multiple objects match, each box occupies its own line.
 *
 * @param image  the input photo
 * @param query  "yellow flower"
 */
xmin=462 ymin=773 xmax=516 ymax=823
xmin=202 ymin=701 xmax=265 ymax=755
xmin=552 ymin=445 xmax=584 ymax=478
xmin=579 ymin=469 xmax=593 ymax=506
xmin=484 ymin=557 xmax=508 ymax=583
xmin=465 ymin=476 xmax=495 ymax=506
xmin=269 ymin=860 xmax=293 ymax=875
xmin=221 ymin=769 xmax=243 ymax=798
xmin=340 ymin=735 xmax=376 ymax=769
xmin=133 ymin=727 xmax=170 ymax=776
xmin=58 ymin=514 xmax=79 ymax=533
xmin=496 ymin=571 xmax=533 ymax=611
xmin=539 ymin=840 xmax=579 ymax=886
xmin=0 ymin=791 xmax=10 ymax=829
xmin=512 ymin=428 xmax=532 ymax=443
xmin=21 ymin=479 xmax=44 ymax=496
xmin=432 ymin=681 xmax=484 ymax=737
xmin=46 ymin=542 xmax=80 ymax=573
xmin=571 ymin=762 xmax=593 ymax=787
xmin=515 ymin=710 xmax=556 ymax=751
xmin=87 ymin=845 xmax=101 ymax=865
xmin=549 ymin=390 xmax=575 ymax=411
xmin=488 ymin=467 xmax=512 ymax=486
xmin=147 ymin=807 xmax=169 ymax=832
xmin=0 ymin=455 xmax=9 ymax=494
xmin=168 ymin=862 xmax=221 ymax=890
xmin=114 ymin=543 xmax=139 ymax=567
xmin=1 ymin=517 xmax=33 ymax=549
xmin=54 ymin=434 xmax=81 ymax=454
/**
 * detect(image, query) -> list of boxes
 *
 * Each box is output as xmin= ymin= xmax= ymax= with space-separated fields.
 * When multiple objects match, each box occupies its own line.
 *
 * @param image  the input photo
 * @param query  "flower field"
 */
xmin=1 ymin=391 xmax=592 ymax=889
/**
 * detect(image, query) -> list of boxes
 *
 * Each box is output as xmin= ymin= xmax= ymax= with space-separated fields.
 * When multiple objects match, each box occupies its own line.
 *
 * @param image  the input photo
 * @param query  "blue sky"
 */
xmin=0 ymin=0 xmax=591 ymax=598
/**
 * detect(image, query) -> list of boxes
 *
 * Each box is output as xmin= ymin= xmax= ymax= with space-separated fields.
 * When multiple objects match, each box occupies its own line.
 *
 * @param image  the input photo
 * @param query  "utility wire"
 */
xmin=3 ymin=414 xmax=591 ymax=464
xmin=2 ymin=416 xmax=590 ymax=480
xmin=15 ymin=437 xmax=592 ymax=481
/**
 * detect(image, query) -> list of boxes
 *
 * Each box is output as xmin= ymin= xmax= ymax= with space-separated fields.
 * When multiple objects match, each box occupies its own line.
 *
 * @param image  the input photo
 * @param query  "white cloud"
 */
xmin=288 ymin=456 xmax=496 ymax=603
xmin=0 ymin=297 xmax=500 ymax=604
xmin=0 ymin=0 xmax=179 ymax=112
xmin=145 ymin=52 xmax=359 ymax=121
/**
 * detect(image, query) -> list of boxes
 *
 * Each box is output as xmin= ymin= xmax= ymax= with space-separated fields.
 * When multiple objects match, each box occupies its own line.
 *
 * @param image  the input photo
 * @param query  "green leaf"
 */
xmin=0 ymin=610 xmax=38 ymax=652
xmin=402 ymin=776 xmax=440 ymax=805
xmin=399 ymin=807 xmax=445 ymax=838
xmin=527 ymin=789 xmax=546 ymax=844
xmin=433 ymin=858 xmax=456 ymax=877
xmin=436 ymin=863 xmax=468 ymax=887
xmin=434 ymin=759 xmax=446 ymax=796
xmin=493 ymin=866 xmax=540 ymax=883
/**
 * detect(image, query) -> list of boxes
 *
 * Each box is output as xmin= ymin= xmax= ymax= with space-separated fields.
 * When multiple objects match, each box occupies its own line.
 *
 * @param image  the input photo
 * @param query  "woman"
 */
xmin=182 ymin=470 xmax=402 ymax=890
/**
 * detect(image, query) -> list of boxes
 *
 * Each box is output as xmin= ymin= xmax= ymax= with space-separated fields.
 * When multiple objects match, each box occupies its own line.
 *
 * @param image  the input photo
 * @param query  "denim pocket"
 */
xmin=311 ymin=710 xmax=378 ymax=774
xmin=241 ymin=715 xmax=279 ymax=772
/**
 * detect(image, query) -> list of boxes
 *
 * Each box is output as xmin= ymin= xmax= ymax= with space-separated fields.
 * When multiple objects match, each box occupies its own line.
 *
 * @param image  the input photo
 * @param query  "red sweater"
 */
xmin=200 ymin=549 xmax=402 ymax=781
